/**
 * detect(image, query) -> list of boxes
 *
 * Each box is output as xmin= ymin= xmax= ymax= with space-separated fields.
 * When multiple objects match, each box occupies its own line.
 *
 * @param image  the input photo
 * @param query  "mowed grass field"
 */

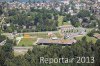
xmin=30 ymin=33 xmax=49 ymax=38
xmin=17 ymin=32 xmax=62 ymax=46
xmin=75 ymin=35 xmax=97 ymax=44
xmin=58 ymin=15 xmax=71 ymax=26
xmin=58 ymin=16 xmax=63 ymax=26
xmin=18 ymin=38 xmax=37 ymax=46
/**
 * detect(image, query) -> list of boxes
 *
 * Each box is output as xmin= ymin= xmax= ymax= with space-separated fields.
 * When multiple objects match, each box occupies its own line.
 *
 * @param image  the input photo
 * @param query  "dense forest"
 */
xmin=0 ymin=37 xmax=100 ymax=66
xmin=2 ymin=8 xmax=60 ymax=32
xmin=2 ymin=8 xmax=99 ymax=33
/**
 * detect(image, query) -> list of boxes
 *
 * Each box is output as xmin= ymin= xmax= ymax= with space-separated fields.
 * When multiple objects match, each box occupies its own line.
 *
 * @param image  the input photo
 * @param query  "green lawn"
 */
xmin=75 ymin=36 xmax=84 ymax=40
xmin=63 ymin=22 xmax=70 ymax=25
xmin=58 ymin=16 xmax=63 ymax=26
xmin=58 ymin=15 xmax=71 ymax=26
xmin=55 ymin=32 xmax=62 ymax=38
xmin=86 ymin=36 xmax=97 ymax=44
xmin=18 ymin=38 xmax=37 ymax=46
xmin=30 ymin=33 xmax=48 ymax=38
xmin=75 ymin=35 xmax=97 ymax=44
xmin=17 ymin=32 xmax=62 ymax=46
xmin=86 ymin=28 xmax=93 ymax=33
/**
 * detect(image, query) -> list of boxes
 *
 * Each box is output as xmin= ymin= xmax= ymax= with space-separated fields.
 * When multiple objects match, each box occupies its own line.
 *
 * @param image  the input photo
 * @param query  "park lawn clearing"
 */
xmin=75 ymin=36 xmax=84 ymax=40
xmin=58 ymin=15 xmax=71 ymax=26
xmin=63 ymin=22 xmax=70 ymax=25
xmin=16 ymin=32 xmax=62 ymax=46
xmin=75 ymin=35 xmax=97 ymax=44
xmin=55 ymin=32 xmax=62 ymax=38
xmin=30 ymin=33 xmax=49 ymax=38
xmin=58 ymin=16 xmax=63 ymax=26
xmin=86 ymin=36 xmax=97 ymax=44
xmin=18 ymin=38 xmax=37 ymax=46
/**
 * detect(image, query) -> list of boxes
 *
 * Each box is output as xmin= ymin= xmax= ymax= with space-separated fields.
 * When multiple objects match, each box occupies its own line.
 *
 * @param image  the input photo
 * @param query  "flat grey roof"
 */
xmin=37 ymin=38 xmax=77 ymax=45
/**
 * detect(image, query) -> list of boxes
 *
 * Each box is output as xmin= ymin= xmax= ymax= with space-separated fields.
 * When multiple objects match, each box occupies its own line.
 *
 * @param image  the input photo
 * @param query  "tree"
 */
xmin=77 ymin=10 xmax=91 ymax=18
xmin=70 ymin=15 xmax=80 ymax=27
xmin=0 ymin=8 xmax=3 ymax=15
xmin=63 ymin=14 xmax=71 ymax=22
xmin=97 ymin=20 xmax=100 ymax=31
xmin=0 ymin=42 xmax=14 ymax=66
xmin=95 ymin=39 xmax=100 ymax=66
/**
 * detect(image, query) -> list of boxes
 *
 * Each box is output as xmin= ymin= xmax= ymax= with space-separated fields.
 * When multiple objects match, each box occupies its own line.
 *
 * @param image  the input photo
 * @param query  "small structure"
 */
xmin=58 ymin=25 xmax=75 ymax=33
xmin=0 ymin=40 xmax=6 ymax=46
xmin=93 ymin=34 xmax=100 ymax=39
xmin=37 ymin=38 xmax=77 ymax=46
xmin=23 ymin=33 xmax=31 ymax=38
xmin=48 ymin=32 xmax=54 ymax=37
xmin=57 ymin=25 xmax=86 ymax=39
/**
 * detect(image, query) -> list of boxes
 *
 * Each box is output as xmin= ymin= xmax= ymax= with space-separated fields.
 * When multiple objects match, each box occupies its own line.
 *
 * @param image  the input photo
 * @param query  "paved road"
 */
xmin=2 ymin=31 xmax=59 ymax=39
xmin=2 ymin=31 xmax=58 ymax=35
xmin=13 ymin=47 xmax=33 ymax=50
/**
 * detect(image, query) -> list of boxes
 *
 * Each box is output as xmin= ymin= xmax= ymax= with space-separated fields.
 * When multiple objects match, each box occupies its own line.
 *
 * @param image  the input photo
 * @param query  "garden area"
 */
xmin=18 ymin=38 xmax=37 ymax=46
xmin=16 ymin=32 xmax=62 ymax=46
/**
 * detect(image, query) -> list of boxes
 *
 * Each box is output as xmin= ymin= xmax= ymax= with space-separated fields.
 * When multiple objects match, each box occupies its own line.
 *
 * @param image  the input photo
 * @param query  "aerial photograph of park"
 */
xmin=0 ymin=0 xmax=100 ymax=66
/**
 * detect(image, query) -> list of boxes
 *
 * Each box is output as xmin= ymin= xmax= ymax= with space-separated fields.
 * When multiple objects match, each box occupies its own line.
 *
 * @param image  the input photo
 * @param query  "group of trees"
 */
xmin=63 ymin=10 xmax=97 ymax=27
xmin=0 ymin=36 xmax=99 ymax=66
xmin=0 ymin=2 xmax=98 ymax=32
xmin=0 ymin=8 xmax=3 ymax=16
xmin=0 ymin=38 xmax=14 ymax=66
xmin=2 ymin=8 xmax=60 ymax=32
xmin=0 ymin=33 xmax=6 ymax=42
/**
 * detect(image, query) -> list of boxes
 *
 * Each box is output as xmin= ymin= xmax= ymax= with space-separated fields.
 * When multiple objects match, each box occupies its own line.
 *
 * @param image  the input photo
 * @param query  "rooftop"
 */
xmin=37 ymin=38 xmax=77 ymax=45
xmin=93 ymin=34 xmax=100 ymax=39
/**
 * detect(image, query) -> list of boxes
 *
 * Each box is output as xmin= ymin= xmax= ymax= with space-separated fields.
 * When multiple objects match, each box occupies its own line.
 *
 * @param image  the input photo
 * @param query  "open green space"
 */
xmin=63 ymin=22 xmax=70 ymax=25
xmin=18 ymin=38 xmax=37 ymax=46
xmin=17 ymin=32 xmax=62 ymax=46
xmin=75 ymin=35 xmax=97 ymax=44
xmin=29 ymin=33 xmax=49 ymax=39
xmin=29 ymin=32 xmax=62 ymax=38
xmin=58 ymin=16 xmax=63 ymax=26
xmin=54 ymin=32 xmax=62 ymax=38
xmin=58 ymin=15 xmax=71 ymax=26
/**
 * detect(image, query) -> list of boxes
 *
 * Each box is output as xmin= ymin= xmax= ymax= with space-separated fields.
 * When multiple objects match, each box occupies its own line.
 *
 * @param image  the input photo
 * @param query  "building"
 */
xmin=0 ymin=40 xmax=6 ymax=46
xmin=37 ymin=38 xmax=77 ymax=46
xmin=93 ymin=34 xmax=100 ymax=39
xmin=58 ymin=25 xmax=78 ymax=33
xmin=57 ymin=25 xmax=86 ymax=39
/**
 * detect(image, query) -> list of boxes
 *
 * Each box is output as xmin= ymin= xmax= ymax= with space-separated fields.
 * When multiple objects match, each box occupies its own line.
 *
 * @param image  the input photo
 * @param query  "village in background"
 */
xmin=0 ymin=0 xmax=100 ymax=66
